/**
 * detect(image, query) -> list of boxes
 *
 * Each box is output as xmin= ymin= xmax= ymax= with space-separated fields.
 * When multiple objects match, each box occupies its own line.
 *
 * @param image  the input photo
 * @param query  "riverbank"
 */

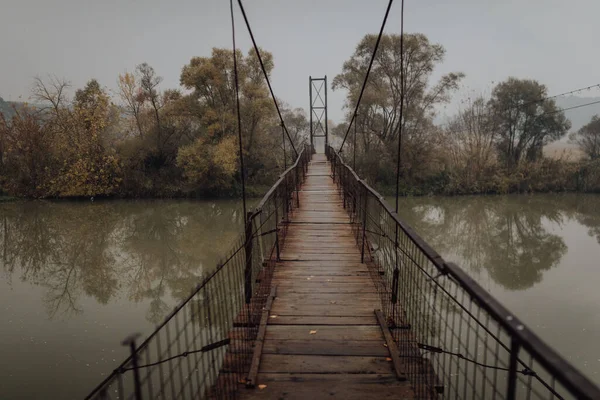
xmin=373 ymin=158 xmax=600 ymax=197
xmin=0 ymin=184 xmax=272 ymax=201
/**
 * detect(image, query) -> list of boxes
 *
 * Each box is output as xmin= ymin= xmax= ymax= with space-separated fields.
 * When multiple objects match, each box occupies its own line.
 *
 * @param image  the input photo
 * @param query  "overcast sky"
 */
xmin=2 ymin=0 xmax=600 ymax=123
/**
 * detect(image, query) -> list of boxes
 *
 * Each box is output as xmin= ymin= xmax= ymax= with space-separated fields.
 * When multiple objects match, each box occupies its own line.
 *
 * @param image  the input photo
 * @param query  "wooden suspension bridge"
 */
xmin=236 ymin=153 xmax=414 ymax=399
xmin=86 ymin=144 xmax=600 ymax=400
xmin=84 ymin=1 xmax=600 ymax=398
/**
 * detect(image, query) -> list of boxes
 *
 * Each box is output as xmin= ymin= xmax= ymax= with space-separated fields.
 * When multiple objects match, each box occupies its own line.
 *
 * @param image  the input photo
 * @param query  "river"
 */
xmin=395 ymin=193 xmax=600 ymax=387
xmin=0 ymin=194 xmax=599 ymax=398
xmin=0 ymin=199 xmax=246 ymax=399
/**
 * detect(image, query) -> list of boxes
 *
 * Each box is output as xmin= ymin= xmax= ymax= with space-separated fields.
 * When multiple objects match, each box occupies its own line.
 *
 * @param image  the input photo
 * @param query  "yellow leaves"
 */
xmin=119 ymin=72 xmax=135 ymax=87
xmin=177 ymin=135 xmax=238 ymax=192
xmin=309 ymin=330 xmax=317 ymax=335
xmin=213 ymin=135 xmax=238 ymax=178
xmin=258 ymin=384 xmax=267 ymax=390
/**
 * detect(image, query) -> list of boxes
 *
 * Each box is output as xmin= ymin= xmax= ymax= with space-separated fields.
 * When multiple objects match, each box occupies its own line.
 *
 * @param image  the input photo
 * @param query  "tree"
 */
xmin=137 ymin=63 xmax=164 ymax=153
xmin=0 ymin=106 xmax=55 ymax=197
xmin=28 ymin=78 xmax=123 ymax=197
xmin=333 ymin=33 xmax=464 ymax=183
xmin=176 ymin=135 xmax=238 ymax=193
xmin=444 ymin=97 xmax=496 ymax=182
xmin=488 ymin=78 xmax=570 ymax=168
xmin=178 ymin=48 xmax=280 ymax=190
xmin=571 ymin=115 xmax=600 ymax=160
xmin=117 ymin=71 xmax=145 ymax=138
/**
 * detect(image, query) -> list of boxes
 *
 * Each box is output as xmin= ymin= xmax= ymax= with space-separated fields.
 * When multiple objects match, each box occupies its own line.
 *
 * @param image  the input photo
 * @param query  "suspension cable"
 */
xmin=230 ymin=0 xmax=247 ymax=219
xmin=236 ymin=0 xmax=298 ymax=158
xmin=394 ymin=0 xmax=405 ymax=215
xmin=338 ymin=0 xmax=394 ymax=153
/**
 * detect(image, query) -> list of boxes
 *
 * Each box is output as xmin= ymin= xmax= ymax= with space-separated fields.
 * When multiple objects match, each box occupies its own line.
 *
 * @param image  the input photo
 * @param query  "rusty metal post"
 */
xmin=122 ymin=334 xmax=142 ymax=400
xmin=354 ymin=112 xmax=358 ymax=171
xmin=274 ymin=192 xmax=281 ymax=261
xmin=342 ymin=169 xmax=346 ymax=209
xmin=309 ymin=76 xmax=313 ymax=150
xmin=284 ymin=175 xmax=289 ymax=221
xmin=507 ymin=339 xmax=520 ymax=400
xmin=360 ymin=184 xmax=368 ymax=263
xmin=324 ymin=75 xmax=329 ymax=149
xmin=332 ymin=154 xmax=336 ymax=181
xmin=244 ymin=212 xmax=254 ymax=304
xmin=295 ymin=165 xmax=300 ymax=208
xmin=281 ymin=122 xmax=287 ymax=170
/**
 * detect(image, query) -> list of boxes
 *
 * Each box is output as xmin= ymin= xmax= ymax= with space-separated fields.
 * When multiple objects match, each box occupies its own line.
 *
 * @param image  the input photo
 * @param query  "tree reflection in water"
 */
xmin=396 ymin=194 xmax=600 ymax=290
xmin=0 ymin=200 xmax=244 ymax=322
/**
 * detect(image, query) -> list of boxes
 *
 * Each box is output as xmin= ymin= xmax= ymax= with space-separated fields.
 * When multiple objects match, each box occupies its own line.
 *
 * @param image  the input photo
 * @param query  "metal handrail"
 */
xmin=326 ymin=144 xmax=600 ymax=400
xmin=85 ymin=144 xmax=313 ymax=400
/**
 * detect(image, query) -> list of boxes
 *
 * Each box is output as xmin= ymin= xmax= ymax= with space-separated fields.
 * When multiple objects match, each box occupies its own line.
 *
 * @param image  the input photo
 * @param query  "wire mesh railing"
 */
xmin=85 ymin=144 xmax=312 ymax=400
xmin=326 ymin=144 xmax=600 ymax=400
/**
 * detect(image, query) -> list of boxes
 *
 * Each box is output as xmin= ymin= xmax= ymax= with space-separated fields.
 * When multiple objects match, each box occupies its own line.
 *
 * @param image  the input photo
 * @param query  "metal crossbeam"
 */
xmin=309 ymin=76 xmax=328 ymax=152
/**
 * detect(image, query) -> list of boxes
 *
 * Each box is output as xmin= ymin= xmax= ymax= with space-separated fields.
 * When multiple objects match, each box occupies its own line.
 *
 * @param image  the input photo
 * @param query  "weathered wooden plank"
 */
xmin=286 ymin=223 xmax=355 ymax=229
xmin=275 ymin=261 xmax=369 ymax=268
xmin=267 ymin=315 xmax=379 ymax=326
xmin=239 ymin=374 xmax=414 ymax=399
xmin=271 ymin=304 xmax=377 ymax=317
xmin=375 ymin=309 xmax=407 ymax=382
xmin=280 ymin=253 xmax=361 ymax=261
xmin=258 ymin=355 xmax=392 ymax=374
xmin=274 ymin=269 xmax=370 ymax=276
xmin=273 ymin=292 xmax=380 ymax=301
xmin=246 ymin=286 xmax=278 ymax=387
xmin=265 ymin=325 xmax=384 ymax=341
xmin=272 ymin=286 xmax=378 ymax=294
xmin=281 ymin=248 xmax=361 ymax=255
xmin=272 ymin=295 xmax=379 ymax=306
xmin=262 ymin=340 xmax=389 ymax=356
xmin=272 ymin=275 xmax=373 ymax=283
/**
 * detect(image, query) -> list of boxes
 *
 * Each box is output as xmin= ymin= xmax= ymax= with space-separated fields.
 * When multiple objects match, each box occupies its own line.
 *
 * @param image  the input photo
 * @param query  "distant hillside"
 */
xmin=554 ymin=95 xmax=600 ymax=133
xmin=0 ymin=96 xmax=16 ymax=119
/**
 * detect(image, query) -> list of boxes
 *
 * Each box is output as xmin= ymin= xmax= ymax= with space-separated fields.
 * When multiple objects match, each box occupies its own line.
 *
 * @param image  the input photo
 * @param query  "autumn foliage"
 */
xmin=0 ymin=48 xmax=308 ymax=198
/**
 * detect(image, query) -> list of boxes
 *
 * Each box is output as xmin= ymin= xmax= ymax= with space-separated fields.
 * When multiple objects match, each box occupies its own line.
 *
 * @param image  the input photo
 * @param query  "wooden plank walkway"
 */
xmin=239 ymin=153 xmax=415 ymax=399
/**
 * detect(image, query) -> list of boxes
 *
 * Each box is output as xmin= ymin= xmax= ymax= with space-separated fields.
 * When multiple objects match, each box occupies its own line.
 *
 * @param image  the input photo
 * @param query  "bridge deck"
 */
xmin=239 ymin=154 xmax=415 ymax=399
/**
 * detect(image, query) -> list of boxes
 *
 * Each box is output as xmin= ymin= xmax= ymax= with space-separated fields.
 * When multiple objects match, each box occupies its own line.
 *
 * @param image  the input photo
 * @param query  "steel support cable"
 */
xmin=415 ymin=345 xmax=564 ymax=399
xmin=230 ymin=0 xmax=248 ymax=221
xmin=338 ymin=0 xmax=394 ymax=153
xmin=440 ymin=84 xmax=600 ymax=131
xmin=512 ymin=83 xmax=600 ymax=110
xmin=236 ymin=0 xmax=298 ymax=158
xmin=394 ymin=0 xmax=405 ymax=215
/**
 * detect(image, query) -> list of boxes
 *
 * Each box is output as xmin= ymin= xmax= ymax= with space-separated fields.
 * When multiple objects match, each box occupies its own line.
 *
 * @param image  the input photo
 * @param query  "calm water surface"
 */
xmin=2 ymin=194 xmax=600 ymax=398
xmin=395 ymin=193 xmax=600 ymax=386
xmin=0 ymin=199 xmax=246 ymax=399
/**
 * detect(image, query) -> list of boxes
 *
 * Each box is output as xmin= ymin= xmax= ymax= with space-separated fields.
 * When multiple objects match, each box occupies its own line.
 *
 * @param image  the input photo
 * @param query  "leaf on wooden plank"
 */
xmin=309 ymin=330 xmax=317 ymax=335
xmin=386 ymin=357 xmax=392 ymax=361
xmin=258 ymin=384 xmax=267 ymax=390
xmin=269 ymin=315 xmax=278 ymax=319
xmin=383 ymin=343 xmax=388 ymax=347
xmin=330 ymin=301 xmax=336 ymax=304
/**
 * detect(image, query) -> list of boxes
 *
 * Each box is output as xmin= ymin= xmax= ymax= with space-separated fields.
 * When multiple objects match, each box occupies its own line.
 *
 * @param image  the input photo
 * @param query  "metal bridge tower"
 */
xmin=309 ymin=76 xmax=328 ymax=153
